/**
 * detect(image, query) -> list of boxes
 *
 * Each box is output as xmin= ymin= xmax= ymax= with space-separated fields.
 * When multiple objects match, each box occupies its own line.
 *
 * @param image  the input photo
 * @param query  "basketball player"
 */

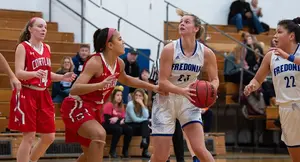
xmin=60 ymin=28 xmax=159 ymax=162
xmin=8 ymin=17 xmax=76 ymax=162
xmin=244 ymin=17 xmax=300 ymax=161
xmin=150 ymin=12 xmax=219 ymax=162
xmin=0 ymin=53 xmax=21 ymax=91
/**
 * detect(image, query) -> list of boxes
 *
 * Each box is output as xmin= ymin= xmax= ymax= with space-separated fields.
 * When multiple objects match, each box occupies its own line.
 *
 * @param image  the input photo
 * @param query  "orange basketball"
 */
xmin=190 ymin=80 xmax=217 ymax=108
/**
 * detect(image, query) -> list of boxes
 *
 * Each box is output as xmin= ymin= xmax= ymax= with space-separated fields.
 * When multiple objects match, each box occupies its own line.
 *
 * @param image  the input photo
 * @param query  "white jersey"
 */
xmin=270 ymin=44 xmax=300 ymax=104
xmin=168 ymin=39 xmax=205 ymax=88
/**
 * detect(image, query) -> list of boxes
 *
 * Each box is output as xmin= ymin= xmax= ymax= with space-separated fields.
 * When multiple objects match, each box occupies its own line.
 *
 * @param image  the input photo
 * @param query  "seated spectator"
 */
xmin=125 ymin=89 xmax=151 ymax=158
xmin=72 ymin=44 xmax=90 ymax=77
xmin=101 ymin=86 xmax=133 ymax=158
xmin=250 ymin=0 xmax=270 ymax=33
xmin=52 ymin=56 xmax=74 ymax=103
xmin=228 ymin=0 xmax=264 ymax=34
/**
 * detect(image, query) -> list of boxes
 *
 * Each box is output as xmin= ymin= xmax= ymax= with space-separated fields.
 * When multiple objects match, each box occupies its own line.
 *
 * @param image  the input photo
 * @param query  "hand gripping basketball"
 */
xmin=189 ymin=80 xmax=217 ymax=108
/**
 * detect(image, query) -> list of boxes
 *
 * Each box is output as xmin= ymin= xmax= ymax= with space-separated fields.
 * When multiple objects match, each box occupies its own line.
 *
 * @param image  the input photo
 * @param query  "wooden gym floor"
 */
xmin=0 ymin=153 xmax=292 ymax=162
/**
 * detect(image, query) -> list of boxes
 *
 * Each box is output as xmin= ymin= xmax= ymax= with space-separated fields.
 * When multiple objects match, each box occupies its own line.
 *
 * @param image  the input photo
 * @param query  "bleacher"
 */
xmin=0 ymin=7 xmax=281 ymax=159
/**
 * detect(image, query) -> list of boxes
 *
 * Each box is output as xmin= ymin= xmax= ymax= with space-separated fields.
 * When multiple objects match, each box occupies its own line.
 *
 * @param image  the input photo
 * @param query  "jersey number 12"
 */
xmin=284 ymin=76 xmax=296 ymax=88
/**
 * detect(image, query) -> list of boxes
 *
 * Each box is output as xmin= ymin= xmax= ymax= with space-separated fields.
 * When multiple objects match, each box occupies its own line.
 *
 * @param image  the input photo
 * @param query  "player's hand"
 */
xmin=62 ymin=72 xmax=77 ymax=82
xmin=181 ymin=84 xmax=196 ymax=103
xmin=109 ymin=117 xmax=119 ymax=124
xmin=99 ymin=74 xmax=116 ymax=87
xmin=10 ymin=77 xmax=21 ymax=92
xmin=135 ymin=98 xmax=145 ymax=106
xmin=244 ymin=83 xmax=256 ymax=96
xmin=34 ymin=69 xmax=47 ymax=79
xmin=120 ymin=119 xmax=125 ymax=125
xmin=270 ymin=47 xmax=289 ymax=59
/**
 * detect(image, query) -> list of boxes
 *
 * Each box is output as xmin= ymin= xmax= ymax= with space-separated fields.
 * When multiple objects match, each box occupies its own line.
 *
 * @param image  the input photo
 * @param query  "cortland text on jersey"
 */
xmin=32 ymin=57 xmax=51 ymax=70
xmin=101 ymin=79 xmax=118 ymax=91
xmin=273 ymin=63 xmax=300 ymax=76
xmin=172 ymin=63 xmax=201 ymax=73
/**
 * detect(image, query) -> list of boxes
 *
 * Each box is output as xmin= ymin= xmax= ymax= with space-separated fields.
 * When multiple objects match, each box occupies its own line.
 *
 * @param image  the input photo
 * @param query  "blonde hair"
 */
xmin=57 ymin=56 xmax=74 ymax=72
xmin=176 ymin=8 xmax=205 ymax=40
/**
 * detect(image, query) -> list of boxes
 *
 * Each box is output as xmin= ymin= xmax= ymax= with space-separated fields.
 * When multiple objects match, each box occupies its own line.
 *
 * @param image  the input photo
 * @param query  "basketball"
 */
xmin=190 ymin=80 xmax=217 ymax=108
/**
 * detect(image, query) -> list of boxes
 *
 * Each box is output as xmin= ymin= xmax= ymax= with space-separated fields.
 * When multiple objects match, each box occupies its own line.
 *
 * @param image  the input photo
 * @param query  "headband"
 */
xmin=106 ymin=28 xmax=116 ymax=44
xmin=99 ymin=28 xmax=116 ymax=52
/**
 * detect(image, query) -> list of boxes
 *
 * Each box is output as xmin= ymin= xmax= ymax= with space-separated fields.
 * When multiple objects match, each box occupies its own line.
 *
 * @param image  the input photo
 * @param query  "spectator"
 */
xmin=122 ymin=49 xmax=140 ymax=102
xmin=250 ymin=0 xmax=270 ymax=32
xmin=101 ymin=86 xmax=133 ymax=158
xmin=228 ymin=0 xmax=264 ymax=34
xmin=125 ymin=89 xmax=151 ymax=158
xmin=72 ymin=44 xmax=90 ymax=77
xmin=52 ymin=56 xmax=74 ymax=103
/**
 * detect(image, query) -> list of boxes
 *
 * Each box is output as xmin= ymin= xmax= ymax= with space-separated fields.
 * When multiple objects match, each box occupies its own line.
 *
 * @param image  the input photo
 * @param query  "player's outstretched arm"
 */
xmin=203 ymin=47 xmax=219 ymax=90
xmin=244 ymin=51 xmax=272 ymax=96
xmin=0 ymin=53 xmax=16 ymax=79
xmin=0 ymin=53 xmax=21 ymax=91
xmin=117 ymin=58 xmax=157 ymax=92
xmin=70 ymin=56 xmax=114 ymax=95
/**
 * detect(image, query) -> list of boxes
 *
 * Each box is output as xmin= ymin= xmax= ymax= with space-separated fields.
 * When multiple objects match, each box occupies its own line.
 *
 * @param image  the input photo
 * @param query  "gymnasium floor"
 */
xmin=0 ymin=153 xmax=292 ymax=162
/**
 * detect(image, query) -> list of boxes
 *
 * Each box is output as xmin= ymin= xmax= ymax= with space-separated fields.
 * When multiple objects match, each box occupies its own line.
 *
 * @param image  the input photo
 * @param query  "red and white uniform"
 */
xmin=9 ymin=41 xmax=55 ymax=133
xmin=60 ymin=53 xmax=121 ymax=147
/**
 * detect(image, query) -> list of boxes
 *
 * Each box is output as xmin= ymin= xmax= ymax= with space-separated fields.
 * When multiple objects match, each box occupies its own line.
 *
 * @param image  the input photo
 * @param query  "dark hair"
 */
xmin=93 ymin=28 xmax=115 ymax=53
xmin=176 ymin=9 xmax=204 ymax=39
xmin=278 ymin=17 xmax=300 ymax=43
xmin=18 ymin=18 xmax=37 ymax=44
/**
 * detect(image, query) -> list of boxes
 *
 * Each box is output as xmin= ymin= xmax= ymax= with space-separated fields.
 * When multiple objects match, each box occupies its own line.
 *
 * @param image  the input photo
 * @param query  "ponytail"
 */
xmin=18 ymin=17 xmax=37 ymax=44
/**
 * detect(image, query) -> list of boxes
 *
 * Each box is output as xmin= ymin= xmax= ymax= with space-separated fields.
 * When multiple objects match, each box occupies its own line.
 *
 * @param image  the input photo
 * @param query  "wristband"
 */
xmin=288 ymin=55 xmax=295 ymax=62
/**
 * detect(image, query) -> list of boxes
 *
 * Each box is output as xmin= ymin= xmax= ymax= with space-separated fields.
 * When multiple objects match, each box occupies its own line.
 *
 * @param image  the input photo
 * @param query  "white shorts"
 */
xmin=151 ymin=93 xmax=202 ymax=136
xmin=279 ymin=102 xmax=300 ymax=147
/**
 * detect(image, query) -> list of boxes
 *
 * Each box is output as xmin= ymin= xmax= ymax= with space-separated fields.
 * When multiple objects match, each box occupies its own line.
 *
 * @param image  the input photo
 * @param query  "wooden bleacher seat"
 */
xmin=0 ymin=18 xmax=58 ymax=31
xmin=0 ymin=39 xmax=85 ymax=53
xmin=266 ymin=106 xmax=280 ymax=130
xmin=0 ymin=9 xmax=42 ymax=20
xmin=0 ymin=117 xmax=8 ymax=132
xmin=225 ymin=82 xmax=239 ymax=105
xmin=0 ymin=28 xmax=74 ymax=42
xmin=1 ymin=49 xmax=75 ymax=63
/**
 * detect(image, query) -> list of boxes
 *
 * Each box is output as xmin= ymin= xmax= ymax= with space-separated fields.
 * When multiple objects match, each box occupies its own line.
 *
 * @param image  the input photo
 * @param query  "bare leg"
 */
xmin=78 ymin=120 xmax=106 ymax=162
xmin=76 ymin=146 xmax=88 ymax=162
xmin=150 ymin=136 xmax=172 ymax=162
xmin=17 ymin=132 xmax=36 ymax=162
xmin=183 ymin=123 xmax=215 ymax=162
xmin=30 ymin=133 xmax=55 ymax=161
xmin=288 ymin=147 xmax=300 ymax=162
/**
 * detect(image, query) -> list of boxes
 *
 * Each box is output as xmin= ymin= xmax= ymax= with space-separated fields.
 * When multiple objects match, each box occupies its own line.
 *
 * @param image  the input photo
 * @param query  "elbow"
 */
xmin=158 ymin=80 xmax=167 ymax=91
xmin=69 ymin=86 xmax=78 ymax=96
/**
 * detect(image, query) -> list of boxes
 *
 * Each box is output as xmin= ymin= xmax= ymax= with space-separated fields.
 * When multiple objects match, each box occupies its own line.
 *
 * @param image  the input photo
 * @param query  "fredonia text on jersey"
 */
xmin=273 ymin=63 xmax=300 ymax=76
xmin=172 ymin=63 xmax=201 ymax=72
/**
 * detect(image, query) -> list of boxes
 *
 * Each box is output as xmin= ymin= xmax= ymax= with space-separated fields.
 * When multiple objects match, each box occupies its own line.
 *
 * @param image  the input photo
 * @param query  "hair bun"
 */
xmin=292 ymin=17 xmax=300 ymax=25
xmin=176 ymin=8 xmax=185 ymax=17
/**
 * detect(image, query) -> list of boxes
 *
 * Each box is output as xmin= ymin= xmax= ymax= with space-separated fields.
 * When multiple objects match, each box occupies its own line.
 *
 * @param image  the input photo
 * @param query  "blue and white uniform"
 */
xmin=151 ymin=39 xmax=205 ymax=135
xmin=270 ymin=44 xmax=300 ymax=146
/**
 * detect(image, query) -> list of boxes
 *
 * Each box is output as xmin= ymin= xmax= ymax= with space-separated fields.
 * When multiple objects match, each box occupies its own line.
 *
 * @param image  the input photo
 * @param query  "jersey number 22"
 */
xmin=284 ymin=76 xmax=296 ymax=88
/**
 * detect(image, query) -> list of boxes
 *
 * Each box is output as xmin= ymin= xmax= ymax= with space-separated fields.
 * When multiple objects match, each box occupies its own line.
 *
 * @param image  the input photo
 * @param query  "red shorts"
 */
xmin=60 ymin=97 xmax=102 ymax=147
xmin=8 ymin=87 xmax=55 ymax=133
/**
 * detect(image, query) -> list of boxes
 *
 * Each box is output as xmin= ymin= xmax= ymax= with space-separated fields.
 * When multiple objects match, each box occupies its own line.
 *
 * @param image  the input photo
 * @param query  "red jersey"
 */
xmin=79 ymin=53 xmax=121 ymax=108
xmin=20 ymin=41 xmax=52 ymax=88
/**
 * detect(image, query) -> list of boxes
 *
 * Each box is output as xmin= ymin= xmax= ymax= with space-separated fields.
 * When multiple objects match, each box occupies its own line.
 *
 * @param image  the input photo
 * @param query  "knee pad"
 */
xmin=91 ymin=139 xmax=106 ymax=144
